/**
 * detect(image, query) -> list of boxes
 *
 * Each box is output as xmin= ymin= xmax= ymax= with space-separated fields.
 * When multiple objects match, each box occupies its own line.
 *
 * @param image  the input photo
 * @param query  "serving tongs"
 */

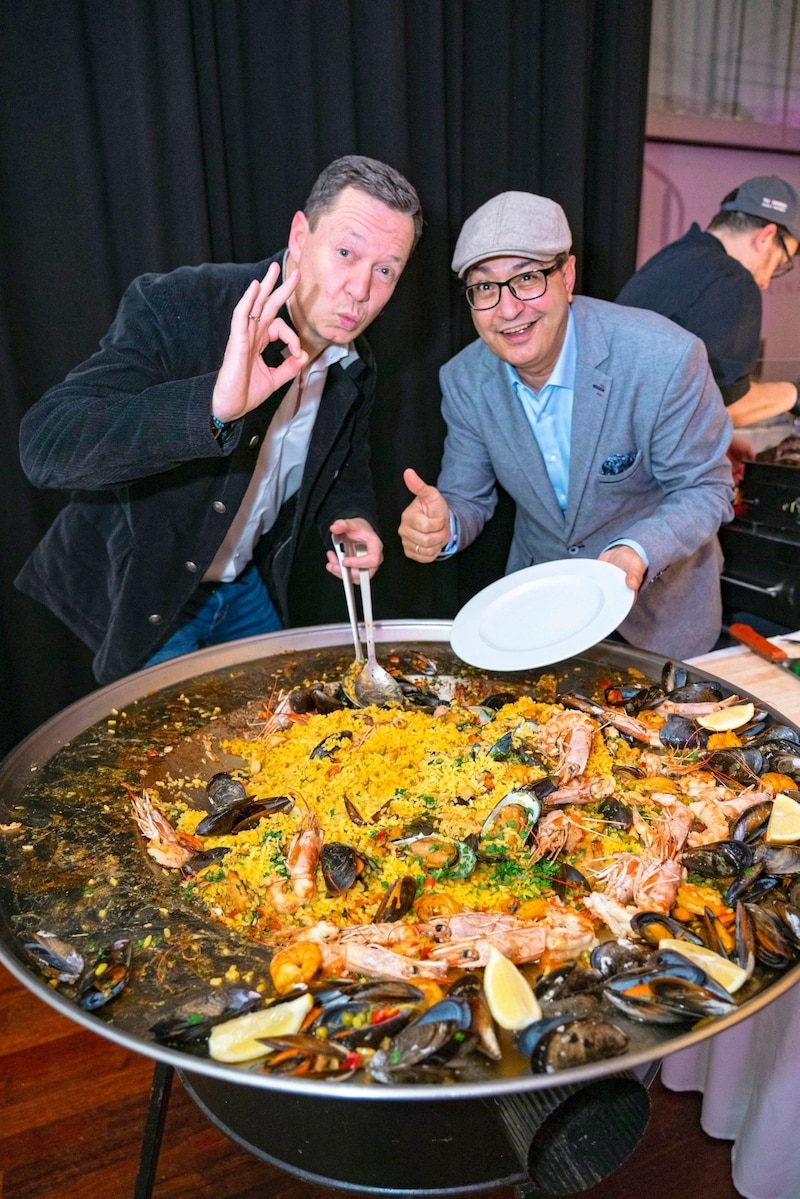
xmin=331 ymin=535 xmax=404 ymax=707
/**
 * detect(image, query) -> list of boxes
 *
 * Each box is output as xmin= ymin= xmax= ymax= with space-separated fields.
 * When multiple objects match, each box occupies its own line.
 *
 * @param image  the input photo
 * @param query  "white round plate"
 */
xmin=450 ymin=559 xmax=635 ymax=670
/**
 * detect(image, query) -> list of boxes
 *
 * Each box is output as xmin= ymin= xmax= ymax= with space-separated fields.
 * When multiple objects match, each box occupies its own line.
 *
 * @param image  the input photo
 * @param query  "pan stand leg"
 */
xmin=134 ymin=1060 xmax=175 ymax=1199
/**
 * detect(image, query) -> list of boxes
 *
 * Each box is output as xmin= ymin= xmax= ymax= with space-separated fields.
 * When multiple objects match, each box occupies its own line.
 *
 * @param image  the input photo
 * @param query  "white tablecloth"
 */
xmin=661 ymin=979 xmax=800 ymax=1199
xmin=661 ymin=644 xmax=800 ymax=1199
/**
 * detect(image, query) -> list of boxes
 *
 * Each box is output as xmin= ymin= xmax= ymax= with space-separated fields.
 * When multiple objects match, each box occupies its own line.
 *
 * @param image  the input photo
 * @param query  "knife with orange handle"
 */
xmin=728 ymin=623 xmax=800 ymax=677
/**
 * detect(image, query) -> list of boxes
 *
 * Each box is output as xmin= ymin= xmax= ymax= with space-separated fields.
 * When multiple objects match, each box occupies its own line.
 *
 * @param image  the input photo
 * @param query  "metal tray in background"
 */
xmin=1 ymin=619 xmax=798 ymax=1103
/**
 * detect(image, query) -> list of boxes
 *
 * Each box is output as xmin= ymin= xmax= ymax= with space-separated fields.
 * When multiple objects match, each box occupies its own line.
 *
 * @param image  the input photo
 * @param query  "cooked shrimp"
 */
xmin=582 ymin=891 xmax=637 ymax=938
xmin=269 ymin=942 xmax=323 ymax=993
xmin=633 ymin=855 xmax=684 ymax=913
xmin=430 ymin=925 xmax=547 ymax=968
xmin=538 ymin=710 xmax=598 ymax=782
xmin=129 ymin=789 xmax=200 ymax=869
xmin=529 ymin=810 xmax=585 ymax=862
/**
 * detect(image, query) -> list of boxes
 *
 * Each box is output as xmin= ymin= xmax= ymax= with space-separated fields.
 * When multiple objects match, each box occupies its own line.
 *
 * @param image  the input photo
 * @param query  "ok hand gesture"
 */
xmin=212 ymin=262 xmax=308 ymax=424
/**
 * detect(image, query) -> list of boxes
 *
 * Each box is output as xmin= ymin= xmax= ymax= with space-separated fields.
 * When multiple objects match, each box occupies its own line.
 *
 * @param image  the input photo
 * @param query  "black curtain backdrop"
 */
xmin=0 ymin=0 xmax=651 ymax=757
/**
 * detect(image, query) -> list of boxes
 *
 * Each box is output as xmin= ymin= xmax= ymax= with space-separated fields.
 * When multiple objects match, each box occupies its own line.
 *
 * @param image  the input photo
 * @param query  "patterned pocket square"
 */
xmin=601 ymin=452 xmax=637 ymax=476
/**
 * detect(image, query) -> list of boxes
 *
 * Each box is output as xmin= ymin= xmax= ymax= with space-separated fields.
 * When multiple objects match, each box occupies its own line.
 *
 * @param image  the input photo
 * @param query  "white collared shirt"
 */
xmin=204 ymin=338 xmax=356 ymax=582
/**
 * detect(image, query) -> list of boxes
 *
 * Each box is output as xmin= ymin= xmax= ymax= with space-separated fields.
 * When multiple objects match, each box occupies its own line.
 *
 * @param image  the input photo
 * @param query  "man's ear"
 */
xmin=288 ymin=210 xmax=308 ymax=261
xmin=753 ymin=222 xmax=778 ymax=253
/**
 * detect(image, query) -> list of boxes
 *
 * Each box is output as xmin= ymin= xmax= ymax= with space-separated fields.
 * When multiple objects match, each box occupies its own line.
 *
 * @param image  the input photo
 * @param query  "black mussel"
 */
xmin=488 ymin=730 xmax=513 ymax=760
xmin=195 ymin=794 xmax=294 ymax=836
xmin=206 ymin=771 xmax=247 ymax=808
xmin=624 ymin=684 xmax=666 ymax=715
xmin=682 ymin=840 xmax=754 ymax=879
xmin=317 ymin=1000 xmax=420 ymax=1048
xmin=399 ymin=685 xmax=442 ymax=709
xmin=724 ymin=868 xmax=774 ymax=906
xmin=661 ymin=661 xmax=688 ymax=692
xmin=368 ymin=1017 xmax=462 ymax=1083
xmin=630 ymin=911 xmax=705 ymax=946
xmin=598 ymin=797 xmax=634 ymax=830
xmin=771 ymin=899 xmax=800 ymax=949
xmin=734 ymin=900 xmax=756 ymax=979
xmin=180 ymin=846 xmax=231 ymax=877
xmin=516 ymin=1016 xmax=570 ymax=1058
xmin=663 ymin=682 xmax=728 ymax=704
xmin=415 ymin=996 xmax=472 ymax=1031
xmin=24 ymin=931 xmax=84 ymax=982
xmin=310 ymin=730 xmax=353 ymax=760
xmin=77 ymin=938 xmax=132 ymax=1011
xmin=732 ymin=802 xmax=774 ymax=843
xmin=650 ymin=949 xmax=708 ymax=981
xmin=658 ymin=715 xmax=708 ymax=750
xmin=704 ymin=748 xmax=763 ymax=785
xmin=604 ymin=683 xmax=647 ymax=706
xmin=702 ymin=905 xmax=735 ymax=959
xmin=373 ymin=875 xmax=417 ymax=923
xmin=527 ymin=1017 xmax=629 ymax=1073
xmin=604 ymin=966 xmax=735 ymax=1024
xmin=613 ymin=763 xmax=645 ymax=780
xmin=320 ymin=842 xmax=369 ymax=896
xmin=790 ymin=879 xmax=800 ymax=909
xmin=320 ymin=979 xmax=425 ymax=1009
xmin=761 ymin=751 xmax=800 ymax=780
xmin=150 ymin=986 xmax=263 ymax=1047
xmin=482 ymin=691 xmax=518 ymax=711
xmin=448 ymin=973 xmax=501 ymax=1060
xmin=590 ymin=939 xmax=653 ymax=979
xmin=344 ymin=796 xmax=368 ymax=826
xmin=753 ymin=844 xmax=800 ymax=875
xmin=744 ymin=902 xmax=796 ymax=969
xmin=255 ymin=1033 xmax=358 ymax=1078
xmin=286 ymin=687 xmax=321 ymax=715
xmin=309 ymin=687 xmax=347 ymax=714
xmin=386 ymin=650 xmax=439 ymax=676
xmin=534 ymin=962 xmax=602 ymax=1003
xmin=552 ymin=862 xmax=592 ymax=901
xmin=743 ymin=727 xmax=800 ymax=750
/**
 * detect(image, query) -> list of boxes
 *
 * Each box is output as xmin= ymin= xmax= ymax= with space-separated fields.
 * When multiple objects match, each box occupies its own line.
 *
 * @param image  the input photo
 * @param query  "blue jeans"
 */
xmin=143 ymin=563 xmax=282 ymax=669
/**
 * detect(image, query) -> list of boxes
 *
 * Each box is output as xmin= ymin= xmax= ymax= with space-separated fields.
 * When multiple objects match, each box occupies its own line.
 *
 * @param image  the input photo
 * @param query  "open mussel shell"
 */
xmin=753 ymin=844 xmax=800 ymax=875
xmin=744 ymin=902 xmax=797 ymax=969
xmin=480 ymin=787 xmax=543 ymax=845
xmin=76 ymin=938 xmax=132 ymax=1011
xmin=732 ymin=801 xmax=774 ymax=843
xmin=150 ymin=986 xmax=263 ymax=1048
xmin=315 ymin=999 xmax=421 ymax=1049
xmin=534 ymin=962 xmax=603 ymax=1004
xmin=658 ymin=715 xmax=708 ymax=749
xmin=603 ymin=961 xmax=736 ymax=1024
xmin=681 ymin=839 xmax=754 ymax=878
xmin=372 ymin=875 xmax=417 ymax=923
xmin=195 ymin=794 xmax=294 ymax=836
xmin=448 ymin=973 xmax=501 ymax=1060
xmin=551 ymin=862 xmax=592 ymax=902
xmin=368 ymin=1016 xmax=463 ymax=1083
xmin=704 ymin=748 xmax=763 ymax=784
xmin=526 ymin=1017 xmax=630 ymax=1074
xmin=630 ymin=911 xmax=705 ymax=946
xmin=24 ymin=930 xmax=84 ymax=982
xmin=180 ymin=845 xmax=231 ymax=878
xmin=310 ymin=730 xmax=354 ymax=760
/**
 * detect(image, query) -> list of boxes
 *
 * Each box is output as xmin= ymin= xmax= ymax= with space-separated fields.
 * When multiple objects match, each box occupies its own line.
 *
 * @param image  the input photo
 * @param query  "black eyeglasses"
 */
xmin=772 ymin=230 xmax=794 ymax=279
xmin=464 ymin=262 xmax=564 ymax=311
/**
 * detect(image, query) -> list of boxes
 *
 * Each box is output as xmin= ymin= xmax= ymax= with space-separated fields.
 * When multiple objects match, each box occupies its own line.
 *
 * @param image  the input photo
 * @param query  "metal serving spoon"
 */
xmin=331 ymin=535 xmax=404 ymax=707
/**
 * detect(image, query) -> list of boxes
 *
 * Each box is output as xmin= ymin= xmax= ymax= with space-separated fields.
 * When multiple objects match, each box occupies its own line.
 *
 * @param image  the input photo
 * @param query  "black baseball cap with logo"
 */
xmin=720 ymin=175 xmax=800 ymax=242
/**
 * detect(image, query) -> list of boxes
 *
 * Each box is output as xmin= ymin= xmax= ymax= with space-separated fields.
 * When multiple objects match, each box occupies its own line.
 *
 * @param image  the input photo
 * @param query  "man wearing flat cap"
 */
xmin=618 ymin=175 xmax=800 ymax=427
xmin=398 ymin=191 xmax=734 ymax=659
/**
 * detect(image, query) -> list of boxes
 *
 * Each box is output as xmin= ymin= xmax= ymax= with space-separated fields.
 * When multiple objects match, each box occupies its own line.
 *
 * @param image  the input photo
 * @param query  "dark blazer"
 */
xmin=437 ymin=296 xmax=735 ymax=659
xmin=16 ymin=252 xmax=379 ymax=683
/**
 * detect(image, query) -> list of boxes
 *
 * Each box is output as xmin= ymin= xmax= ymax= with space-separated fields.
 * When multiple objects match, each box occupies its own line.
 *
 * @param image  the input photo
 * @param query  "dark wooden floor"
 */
xmin=0 ymin=963 xmax=743 ymax=1199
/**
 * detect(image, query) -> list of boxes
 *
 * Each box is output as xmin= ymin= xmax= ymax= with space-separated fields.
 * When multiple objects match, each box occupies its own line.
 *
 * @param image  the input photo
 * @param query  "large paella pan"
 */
xmin=1 ymin=621 xmax=799 ymax=1103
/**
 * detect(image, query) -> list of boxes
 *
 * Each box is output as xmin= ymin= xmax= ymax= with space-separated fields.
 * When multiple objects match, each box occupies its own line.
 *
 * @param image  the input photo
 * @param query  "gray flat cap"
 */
xmin=452 ymin=191 xmax=573 ymax=277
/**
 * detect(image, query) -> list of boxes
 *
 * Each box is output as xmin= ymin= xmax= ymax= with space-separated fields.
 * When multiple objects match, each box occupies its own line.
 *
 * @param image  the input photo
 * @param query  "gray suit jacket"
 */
xmin=437 ymin=295 xmax=735 ymax=659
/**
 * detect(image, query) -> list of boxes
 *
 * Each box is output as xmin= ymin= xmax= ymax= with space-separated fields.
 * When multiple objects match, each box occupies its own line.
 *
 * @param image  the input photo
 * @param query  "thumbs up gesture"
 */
xmin=398 ymin=468 xmax=451 ymax=562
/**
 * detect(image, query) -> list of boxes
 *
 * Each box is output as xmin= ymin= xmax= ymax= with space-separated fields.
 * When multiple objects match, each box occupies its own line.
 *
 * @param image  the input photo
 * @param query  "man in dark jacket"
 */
xmin=16 ymin=156 xmax=421 ymax=683
xmin=617 ymin=175 xmax=800 ymax=428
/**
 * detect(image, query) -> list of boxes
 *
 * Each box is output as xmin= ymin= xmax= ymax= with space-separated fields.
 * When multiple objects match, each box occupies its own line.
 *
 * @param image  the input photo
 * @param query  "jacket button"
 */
xmin=249 ymin=435 xmax=260 ymax=449
xmin=568 ymin=545 xmax=579 ymax=555
xmin=212 ymin=501 xmax=226 ymax=513
xmin=148 ymin=614 xmax=162 ymax=625
xmin=185 ymin=561 xmax=198 ymax=573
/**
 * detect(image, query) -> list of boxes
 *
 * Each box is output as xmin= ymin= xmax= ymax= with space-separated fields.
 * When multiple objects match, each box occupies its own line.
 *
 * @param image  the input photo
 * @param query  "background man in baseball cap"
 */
xmin=617 ymin=175 xmax=800 ymax=428
xmin=398 ymin=190 xmax=734 ymax=660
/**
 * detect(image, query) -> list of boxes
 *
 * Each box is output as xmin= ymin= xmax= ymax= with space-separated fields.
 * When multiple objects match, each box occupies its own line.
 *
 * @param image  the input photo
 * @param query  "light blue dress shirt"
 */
xmin=441 ymin=306 xmax=647 ymax=568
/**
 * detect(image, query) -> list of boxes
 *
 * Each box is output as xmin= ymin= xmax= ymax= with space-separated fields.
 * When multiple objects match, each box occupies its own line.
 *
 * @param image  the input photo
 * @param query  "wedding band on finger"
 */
xmin=248 ymin=313 xmax=261 ymax=321
xmin=415 ymin=543 xmax=420 ymax=553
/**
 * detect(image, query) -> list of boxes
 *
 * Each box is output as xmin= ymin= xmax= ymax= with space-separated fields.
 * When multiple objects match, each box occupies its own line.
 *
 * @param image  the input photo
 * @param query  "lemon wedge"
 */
xmin=209 ymin=991 xmax=313 ymax=1062
xmin=696 ymin=702 xmax=754 ymax=732
xmin=765 ymin=790 xmax=800 ymax=845
xmin=657 ymin=938 xmax=747 ymax=994
xmin=483 ymin=944 xmax=542 ymax=1030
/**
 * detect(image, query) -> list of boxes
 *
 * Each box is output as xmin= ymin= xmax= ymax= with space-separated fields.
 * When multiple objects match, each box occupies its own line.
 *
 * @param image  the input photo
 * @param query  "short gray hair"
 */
xmin=304 ymin=155 xmax=423 ymax=249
